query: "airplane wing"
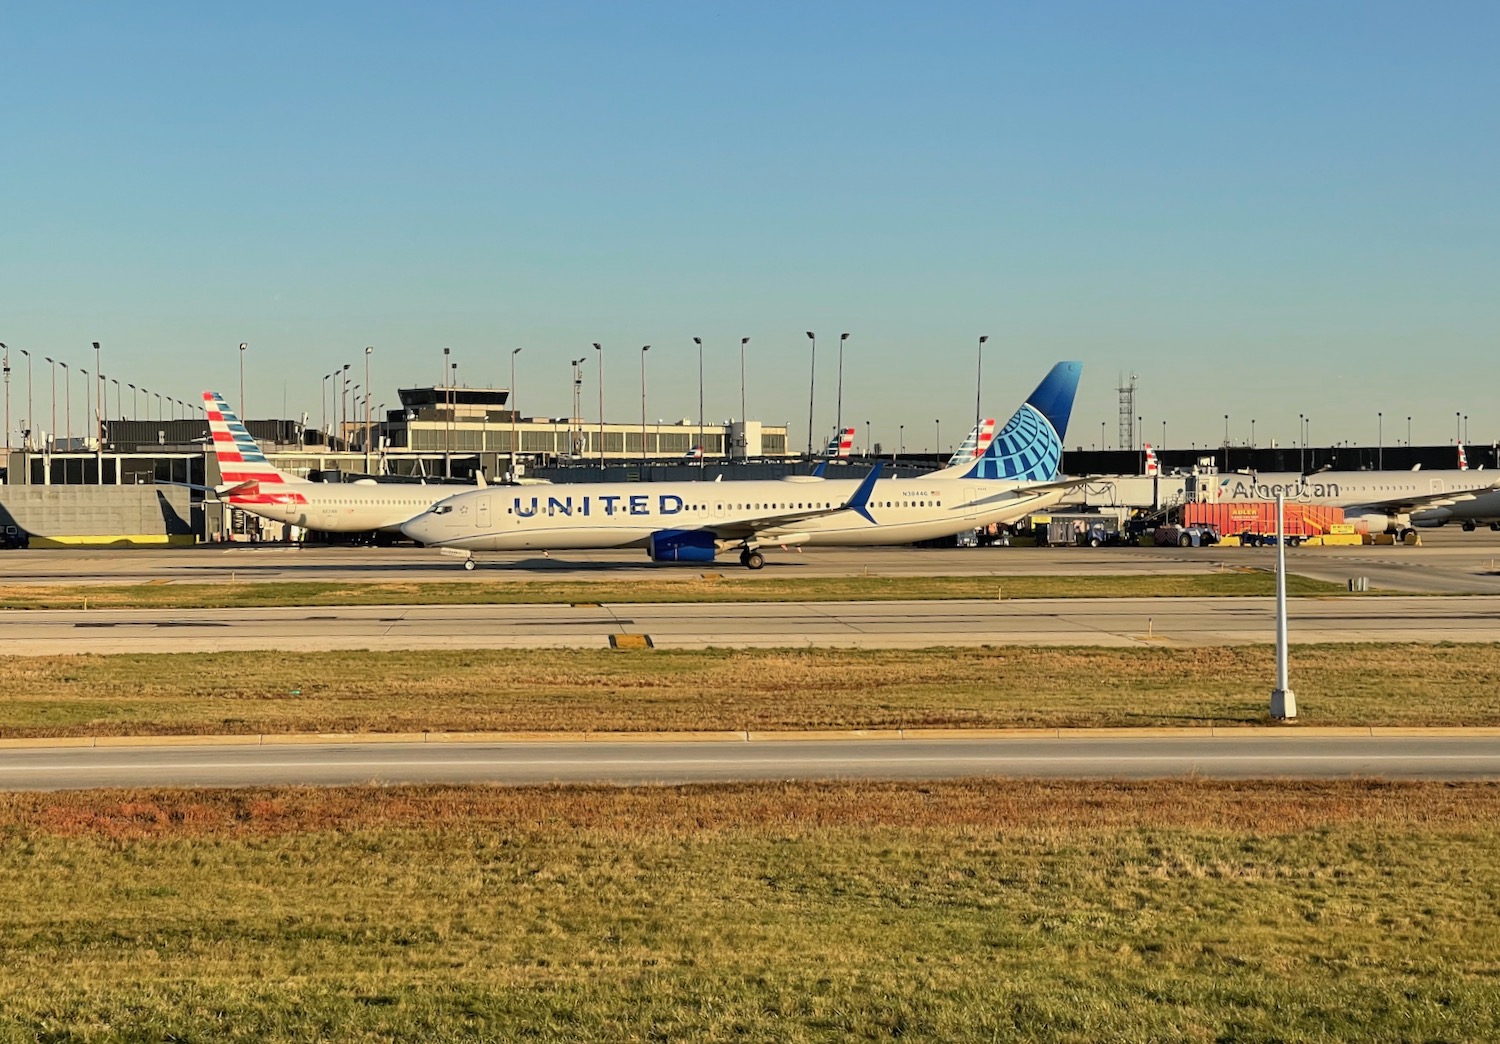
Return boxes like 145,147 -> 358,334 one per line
707,464 -> 885,540
1350,477 -> 1500,514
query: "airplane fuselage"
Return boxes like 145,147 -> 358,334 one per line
1211,470 -> 1500,527
403,476 -> 1066,553
226,483 -> 460,534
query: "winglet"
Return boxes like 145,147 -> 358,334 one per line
846,462 -> 883,524
811,460 -> 828,478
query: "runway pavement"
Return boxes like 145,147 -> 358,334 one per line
2,595 -> 1499,653
5,527 -> 1500,592
2,734 -> 1498,789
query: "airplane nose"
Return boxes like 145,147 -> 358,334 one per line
401,515 -> 435,545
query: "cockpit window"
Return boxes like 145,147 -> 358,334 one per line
433,505 -> 454,515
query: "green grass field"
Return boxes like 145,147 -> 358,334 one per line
3,642 -> 1499,737
1,780 -> 1497,1042
0,571 -> 1346,609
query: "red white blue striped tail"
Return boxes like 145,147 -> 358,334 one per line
203,391 -> 305,503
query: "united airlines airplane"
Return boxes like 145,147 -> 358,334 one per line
401,361 -> 1083,569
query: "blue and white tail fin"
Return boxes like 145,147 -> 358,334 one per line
936,362 -> 1081,483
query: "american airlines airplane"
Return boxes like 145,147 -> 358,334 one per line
204,391 -> 473,534
823,426 -> 855,458
401,361 -> 1084,569
947,419 -> 997,467
1209,466 -> 1500,535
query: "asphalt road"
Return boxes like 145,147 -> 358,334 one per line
2,594 -> 1498,653
5,527 -> 1500,592
2,735 -> 1497,790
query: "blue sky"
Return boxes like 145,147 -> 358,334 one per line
3,2 -> 1496,452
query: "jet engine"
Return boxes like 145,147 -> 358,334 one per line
1344,512 -> 1409,536
647,529 -> 717,563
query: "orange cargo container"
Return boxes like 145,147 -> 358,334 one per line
1183,502 -> 1344,542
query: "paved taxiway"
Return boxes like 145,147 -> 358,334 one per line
5,527 -> 1500,593
2,735 -> 1497,789
3,594 -> 1499,653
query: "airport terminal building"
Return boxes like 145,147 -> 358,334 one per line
1,384 -> 792,544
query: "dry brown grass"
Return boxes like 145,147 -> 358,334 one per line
4,780 -> 1500,1040
0,571 -> 1344,609
5,778 -> 1493,840
2,642 -> 1498,736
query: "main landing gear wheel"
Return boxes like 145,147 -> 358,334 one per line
463,558 -> 476,571
740,550 -> 765,570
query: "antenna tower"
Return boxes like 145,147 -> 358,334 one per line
1117,373 -> 1137,450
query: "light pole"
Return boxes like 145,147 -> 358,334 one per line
1407,415 -> 1412,452
835,332 -> 849,450
322,373 -> 331,448
639,345 -> 650,465
363,346 -> 373,475
111,379 -> 120,437
93,341 -> 102,448
1224,414 -> 1230,470
1251,418 -> 1256,450
739,337 -> 749,461
45,358 -> 56,450
593,342 -> 604,469
1,342 -> 8,457
975,335 -> 988,434
1100,420 -> 1105,453
935,419 -> 940,456
571,357 -> 586,459
141,387 -> 149,423
1456,411 -> 1462,445
61,361 -> 70,448
238,343 -> 247,421
1378,412 -> 1383,469
898,424 -> 904,459
341,364 -> 351,453
1161,419 -> 1166,453
693,337 -> 704,471
510,347 -> 522,478
442,347 -> 451,462
805,331 -> 816,458
864,420 -> 871,458
20,349 -> 33,451
1298,413 -> 1305,472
